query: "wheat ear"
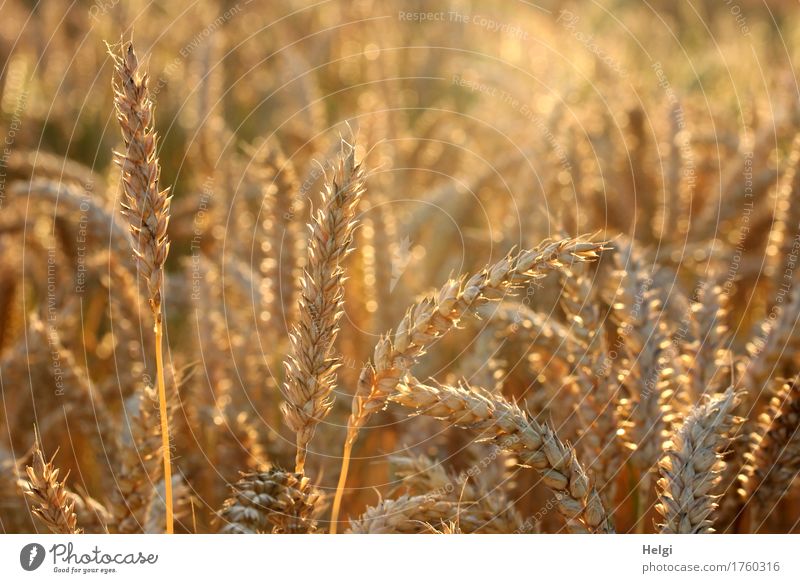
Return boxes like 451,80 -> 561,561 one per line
347,494 -> 457,534
110,40 -> 174,533
218,469 -> 319,533
738,379 -> 800,528
329,237 -> 605,532
23,429 -> 82,534
390,453 -> 524,533
254,142 -> 304,333
559,268 -> 623,502
656,388 -> 741,533
110,386 -> 165,533
281,140 -> 366,474
391,377 -> 613,533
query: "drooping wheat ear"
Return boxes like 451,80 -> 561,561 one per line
28,313 -> 121,465
23,430 -> 82,534
281,140 -> 366,474
7,149 -> 102,188
391,378 -> 614,533
347,494 -> 457,534
390,454 -> 524,533
110,386 -> 165,533
655,388 -> 741,534
218,469 -> 319,533
332,246 -> 590,532
353,239 -> 604,432
329,237 -> 606,532
10,180 -> 131,259
109,40 -> 174,534
738,378 -> 800,527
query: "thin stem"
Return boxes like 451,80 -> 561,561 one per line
635,473 -> 651,534
154,318 -> 174,534
329,435 -> 354,534
295,441 -> 306,475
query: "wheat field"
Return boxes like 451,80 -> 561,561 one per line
0,0 -> 799,535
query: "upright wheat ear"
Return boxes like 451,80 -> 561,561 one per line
24,429 -> 82,534
281,140 -> 365,474
656,389 -> 741,533
109,40 -> 174,533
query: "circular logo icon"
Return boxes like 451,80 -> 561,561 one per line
20,543 -> 46,571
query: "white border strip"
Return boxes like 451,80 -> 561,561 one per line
1,534 -> 797,582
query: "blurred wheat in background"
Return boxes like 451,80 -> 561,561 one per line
0,0 -> 799,534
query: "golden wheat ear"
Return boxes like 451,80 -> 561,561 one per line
280,139 -> 366,475
330,237 -> 607,533
109,39 -> 174,534
390,377 -> 614,534
656,389 -> 742,533
389,453 -> 525,533
347,495 -> 457,534
217,469 -> 319,533
738,378 -> 800,529
23,427 -> 82,534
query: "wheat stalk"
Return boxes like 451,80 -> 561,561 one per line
656,388 -> 741,533
109,39 -> 174,534
281,140 -> 366,474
